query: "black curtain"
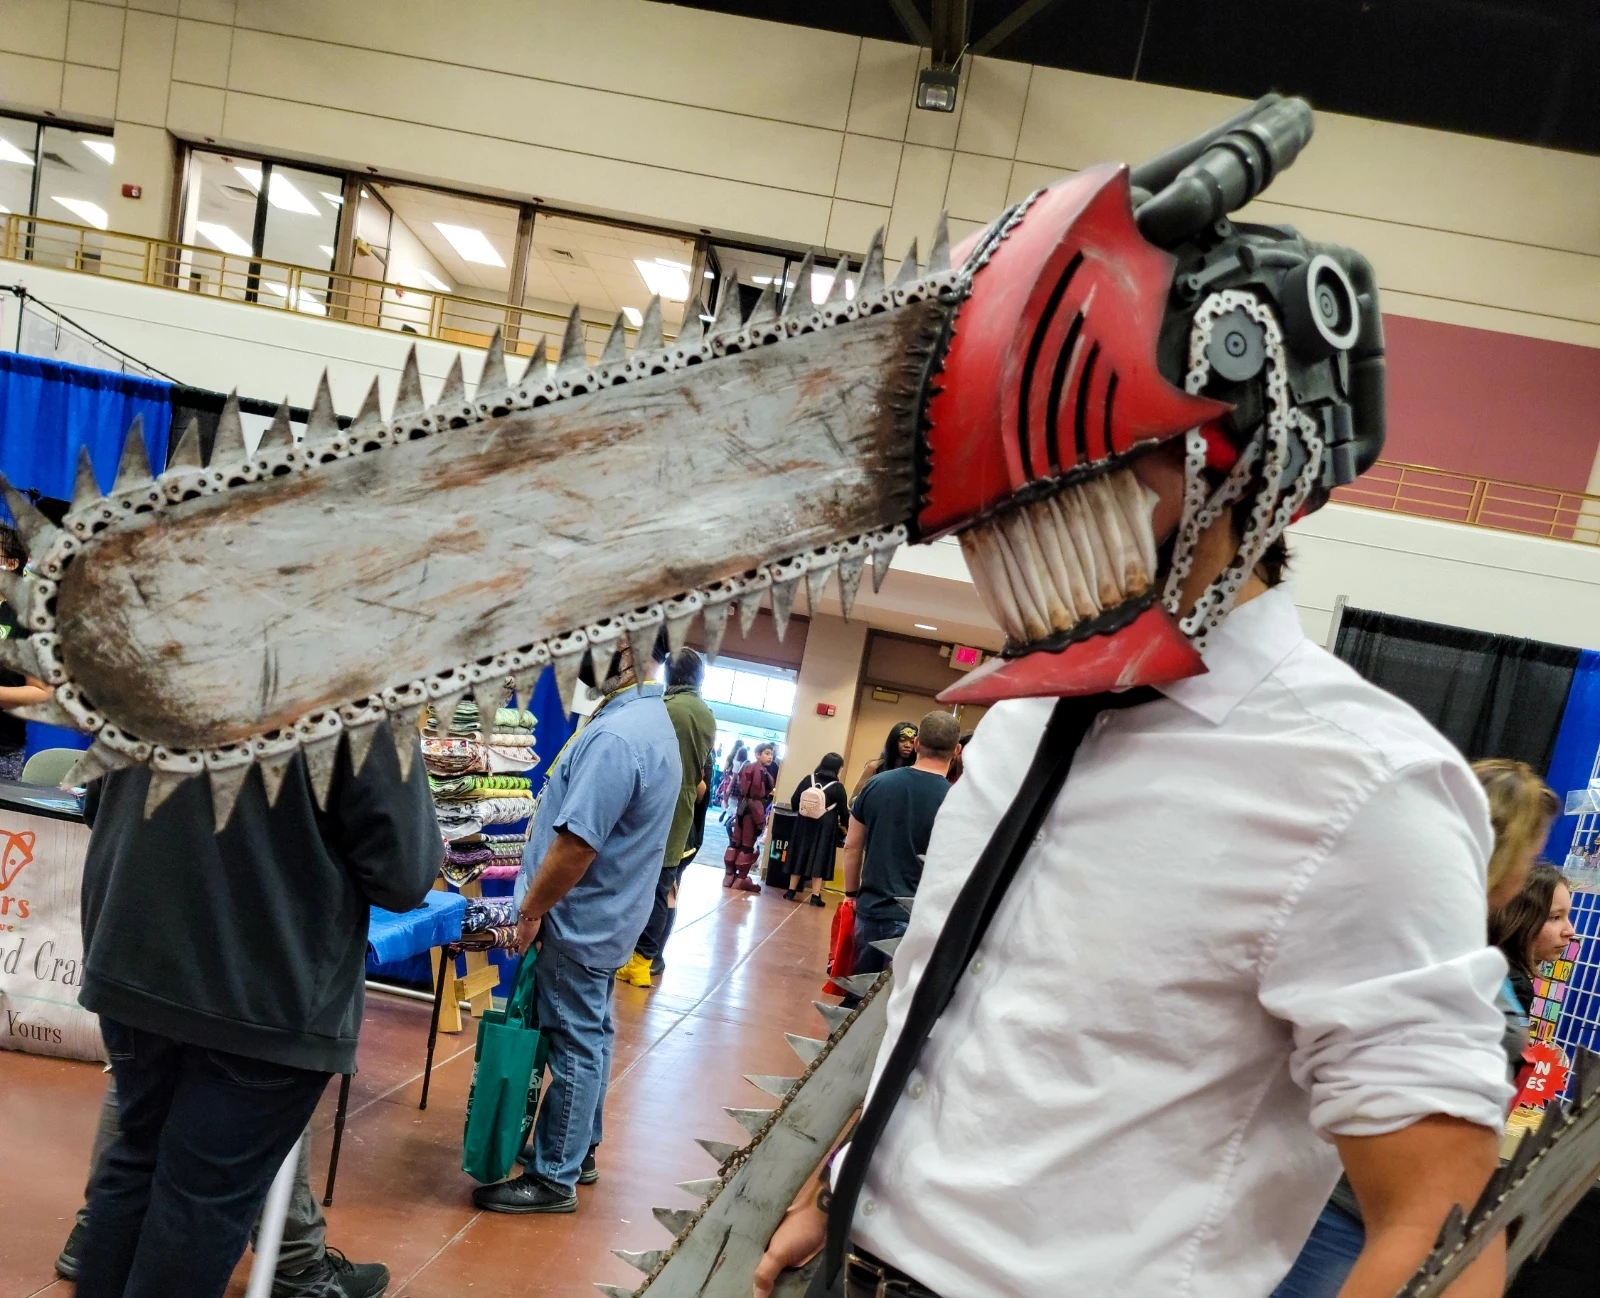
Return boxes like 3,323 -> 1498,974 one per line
1333,607 -> 1579,771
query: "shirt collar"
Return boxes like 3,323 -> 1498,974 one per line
1157,585 -> 1307,725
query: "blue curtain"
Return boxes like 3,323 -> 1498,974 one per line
1546,649 -> 1600,865
0,353 -> 171,501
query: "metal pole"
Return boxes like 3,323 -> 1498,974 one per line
322,1073 -> 351,1206
244,1132 -> 302,1298
421,945 -> 452,1111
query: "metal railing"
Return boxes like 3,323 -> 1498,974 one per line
1333,460 -> 1600,546
5,214 -> 1598,549
0,212 -> 651,362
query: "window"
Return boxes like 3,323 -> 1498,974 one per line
179,150 -> 342,310
706,242 -> 856,320
0,117 -> 38,218
701,661 -> 798,717
0,113 -> 115,227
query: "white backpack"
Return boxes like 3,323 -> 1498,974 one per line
796,775 -> 837,819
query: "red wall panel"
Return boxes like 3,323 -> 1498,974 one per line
1382,315 -> 1600,491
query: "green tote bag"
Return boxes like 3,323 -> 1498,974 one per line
462,951 -> 549,1183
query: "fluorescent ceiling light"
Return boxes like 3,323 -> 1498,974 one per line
634,257 -> 691,301
400,266 -> 450,292
82,139 -> 115,164
809,271 -> 855,304
195,220 -> 252,255
233,166 -> 320,216
319,191 -> 343,207
434,222 -> 504,267
319,245 -> 335,259
0,204 -> 8,215
621,306 -> 643,327
914,623 -> 938,631
53,196 -> 108,229
0,140 -> 35,166
703,269 -> 714,279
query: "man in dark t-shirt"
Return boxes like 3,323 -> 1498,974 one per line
843,710 -> 962,976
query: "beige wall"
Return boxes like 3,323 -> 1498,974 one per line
2,0 -> 1596,347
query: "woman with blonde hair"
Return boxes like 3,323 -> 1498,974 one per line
1271,756 -> 1562,1298
1475,758 -> 1562,912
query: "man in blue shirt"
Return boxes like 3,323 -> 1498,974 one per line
472,641 -> 680,1215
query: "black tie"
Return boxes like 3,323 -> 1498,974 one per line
820,688 -> 1160,1291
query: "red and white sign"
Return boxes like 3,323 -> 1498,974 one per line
1513,1042 -> 1570,1110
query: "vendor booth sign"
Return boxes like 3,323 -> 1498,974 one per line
0,810 -> 104,1061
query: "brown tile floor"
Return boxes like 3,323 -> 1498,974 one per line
0,864 -> 840,1298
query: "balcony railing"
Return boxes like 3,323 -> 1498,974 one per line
5,214 -> 1598,549
1333,461 -> 1600,546
0,212 -> 654,362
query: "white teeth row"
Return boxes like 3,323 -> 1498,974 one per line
960,468 -> 1158,647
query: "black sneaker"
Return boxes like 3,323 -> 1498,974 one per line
55,1221 -> 85,1280
272,1247 -> 389,1297
579,1145 -> 599,1185
473,1173 -> 578,1214
649,956 -> 665,976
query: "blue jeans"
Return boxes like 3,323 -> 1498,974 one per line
76,1018 -> 330,1298
1271,1201 -> 1366,1298
528,944 -> 615,1192
852,913 -> 908,978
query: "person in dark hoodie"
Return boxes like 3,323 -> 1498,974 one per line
71,728 -> 439,1298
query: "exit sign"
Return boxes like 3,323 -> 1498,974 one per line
950,644 -> 983,670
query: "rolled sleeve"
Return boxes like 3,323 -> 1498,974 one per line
1259,759 -> 1513,1139
555,731 -> 638,852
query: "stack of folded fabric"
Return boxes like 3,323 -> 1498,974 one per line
463,894 -> 519,931
429,773 -> 533,844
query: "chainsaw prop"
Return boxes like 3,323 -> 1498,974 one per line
5,94 -> 1594,1295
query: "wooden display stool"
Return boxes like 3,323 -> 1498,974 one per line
427,877 -> 501,1034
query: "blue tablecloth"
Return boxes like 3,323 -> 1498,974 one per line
366,890 -> 466,968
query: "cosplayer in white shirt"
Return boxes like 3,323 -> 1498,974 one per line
850,583 -> 1510,1298
757,447 -> 1512,1298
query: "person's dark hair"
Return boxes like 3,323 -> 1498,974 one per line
0,521 -> 27,569
731,741 -> 748,764
1223,477 -> 1290,588
915,710 -> 962,758
755,742 -> 776,762
666,646 -> 704,689
1490,864 -> 1569,977
879,720 -> 919,772
815,752 -> 843,781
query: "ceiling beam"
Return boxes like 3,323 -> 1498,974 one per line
886,0 -> 932,47
929,0 -> 972,66
971,0 -> 1067,56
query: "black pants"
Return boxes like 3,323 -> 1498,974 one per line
76,1018 -> 331,1298
634,864 -> 684,962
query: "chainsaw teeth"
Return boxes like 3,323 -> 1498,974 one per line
31,208 -> 959,804
594,1286 -> 634,1298
694,1138 -> 742,1165
784,251 -> 815,317
111,417 -> 154,494
651,1206 -> 695,1236
618,970 -> 894,1295
813,1001 -> 850,1033
637,296 -> 665,351
744,1074 -> 799,1098
785,1033 -> 826,1065
869,936 -> 902,959
395,346 -> 425,417
724,1107 -> 773,1137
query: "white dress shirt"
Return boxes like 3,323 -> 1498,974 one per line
850,585 -> 1512,1298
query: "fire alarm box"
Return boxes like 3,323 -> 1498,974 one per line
815,702 -> 836,717
120,183 -> 142,199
